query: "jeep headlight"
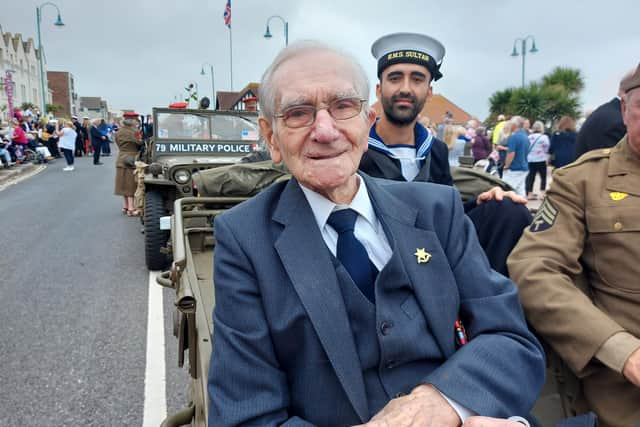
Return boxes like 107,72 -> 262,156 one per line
173,169 -> 191,184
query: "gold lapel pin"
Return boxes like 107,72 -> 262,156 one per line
414,248 -> 431,264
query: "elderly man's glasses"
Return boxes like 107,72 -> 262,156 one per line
275,97 -> 367,128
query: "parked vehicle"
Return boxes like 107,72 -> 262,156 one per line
140,107 -> 260,270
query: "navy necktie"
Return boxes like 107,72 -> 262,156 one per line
327,209 -> 378,303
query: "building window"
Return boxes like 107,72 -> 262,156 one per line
33,88 -> 38,104
20,59 -> 23,70
21,84 -> 27,102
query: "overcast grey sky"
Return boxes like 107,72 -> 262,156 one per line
5,0 -> 639,119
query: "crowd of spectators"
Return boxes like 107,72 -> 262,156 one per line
0,108 -> 118,169
424,111 -> 586,201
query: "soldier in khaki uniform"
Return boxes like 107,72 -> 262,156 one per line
508,64 -> 640,427
114,112 -> 142,216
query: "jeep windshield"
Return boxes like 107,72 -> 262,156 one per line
156,112 -> 258,141
154,111 -> 260,156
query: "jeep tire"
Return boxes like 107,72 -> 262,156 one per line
144,190 -> 169,270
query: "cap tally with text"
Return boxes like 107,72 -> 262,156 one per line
123,111 -> 139,118
371,32 -> 446,81
621,62 -> 640,93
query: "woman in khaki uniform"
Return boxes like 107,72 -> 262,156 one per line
114,113 -> 142,216
508,65 -> 640,427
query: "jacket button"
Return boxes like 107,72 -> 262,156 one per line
614,222 -> 623,231
394,392 -> 406,398
380,321 -> 393,336
385,360 -> 395,369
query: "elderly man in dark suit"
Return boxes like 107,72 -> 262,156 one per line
574,69 -> 634,158
207,40 -> 545,427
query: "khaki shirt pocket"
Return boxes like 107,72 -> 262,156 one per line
586,206 -> 640,292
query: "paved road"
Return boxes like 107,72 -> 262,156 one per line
0,151 -> 188,425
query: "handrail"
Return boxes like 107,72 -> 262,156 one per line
170,196 -> 248,284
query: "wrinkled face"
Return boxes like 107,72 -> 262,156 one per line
622,88 -> 640,155
377,63 -> 432,126
259,50 -> 375,199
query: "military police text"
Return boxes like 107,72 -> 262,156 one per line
155,142 -> 253,154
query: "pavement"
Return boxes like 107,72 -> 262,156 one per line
0,160 -> 47,191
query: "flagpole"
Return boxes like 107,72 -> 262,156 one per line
229,26 -> 234,91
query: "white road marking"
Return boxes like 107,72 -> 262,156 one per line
142,271 -> 167,427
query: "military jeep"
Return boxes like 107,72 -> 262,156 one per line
141,107 -> 260,271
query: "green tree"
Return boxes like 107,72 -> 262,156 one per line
542,67 -> 584,94
543,87 -> 581,124
489,88 -> 515,116
486,67 -> 583,127
511,84 -> 547,121
20,102 -> 36,111
45,103 -> 62,115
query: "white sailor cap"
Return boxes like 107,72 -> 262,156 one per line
371,32 -> 446,81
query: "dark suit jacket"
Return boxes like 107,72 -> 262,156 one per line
575,98 -> 626,158
208,174 -> 544,427
89,125 -> 103,145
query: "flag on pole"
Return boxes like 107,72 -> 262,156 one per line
223,0 -> 231,28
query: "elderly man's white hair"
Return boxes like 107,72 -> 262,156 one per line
258,40 -> 370,122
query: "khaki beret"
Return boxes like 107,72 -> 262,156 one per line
621,62 -> 640,93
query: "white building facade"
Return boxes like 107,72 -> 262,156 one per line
0,29 -> 49,123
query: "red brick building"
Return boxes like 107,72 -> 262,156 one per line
47,71 -> 78,118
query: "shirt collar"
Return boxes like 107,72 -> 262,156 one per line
368,120 -> 434,160
299,175 -> 377,231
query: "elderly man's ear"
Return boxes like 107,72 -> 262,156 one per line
259,117 -> 282,164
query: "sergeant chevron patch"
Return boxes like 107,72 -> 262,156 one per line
530,198 -> 558,232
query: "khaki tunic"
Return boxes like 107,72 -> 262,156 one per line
508,136 -> 640,427
114,126 -> 141,196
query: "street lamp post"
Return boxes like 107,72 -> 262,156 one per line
200,63 -> 215,108
264,15 -> 288,46
510,35 -> 538,88
36,2 -> 65,116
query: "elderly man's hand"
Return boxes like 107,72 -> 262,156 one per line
353,384 -> 460,427
476,186 -> 527,205
623,347 -> 640,387
464,416 -> 526,427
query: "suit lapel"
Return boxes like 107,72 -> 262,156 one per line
365,176 -> 458,356
273,180 -> 369,422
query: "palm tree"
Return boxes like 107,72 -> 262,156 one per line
543,88 -> 580,125
511,84 -> 547,121
488,88 -> 515,117
542,67 -> 584,94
